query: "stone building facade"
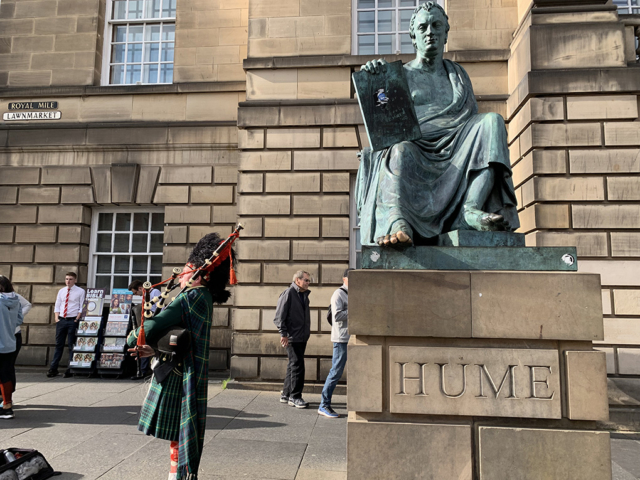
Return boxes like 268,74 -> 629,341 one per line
0,0 -> 638,380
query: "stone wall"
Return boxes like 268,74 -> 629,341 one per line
507,5 -> 640,375
0,0 -> 103,87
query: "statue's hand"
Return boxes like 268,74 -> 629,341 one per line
360,58 -> 388,74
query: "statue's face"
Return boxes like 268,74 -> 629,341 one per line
412,8 -> 448,58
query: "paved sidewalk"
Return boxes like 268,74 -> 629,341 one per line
0,372 -> 347,480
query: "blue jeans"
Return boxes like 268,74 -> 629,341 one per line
321,342 -> 347,408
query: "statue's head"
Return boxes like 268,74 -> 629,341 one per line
409,2 -> 449,58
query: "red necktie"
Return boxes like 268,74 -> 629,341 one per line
63,288 -> 71,317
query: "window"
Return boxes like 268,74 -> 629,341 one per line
89,209 -> 165,292
613,0 -> 639,14
349,176 -> 362,268
103,0 -> 176,85
353,0 -> 432,55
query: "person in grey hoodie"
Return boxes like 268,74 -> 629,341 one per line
0,275 -> 24,419
318,268 -> 351,418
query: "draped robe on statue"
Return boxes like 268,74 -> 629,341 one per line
356,59 -> 519,246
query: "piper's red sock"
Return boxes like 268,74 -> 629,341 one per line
170,441 -> 179,474
0,381 -> 13,407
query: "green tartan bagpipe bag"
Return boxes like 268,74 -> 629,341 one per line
148,326 -> 192,383
0,448 -> 56,480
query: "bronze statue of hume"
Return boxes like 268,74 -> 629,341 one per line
356,2 -> 519,247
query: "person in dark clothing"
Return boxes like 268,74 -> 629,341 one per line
274,270 -> 311,408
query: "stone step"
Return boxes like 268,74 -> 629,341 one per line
225,380 -> 346,396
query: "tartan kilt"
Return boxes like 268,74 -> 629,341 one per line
138,368 -> 183,442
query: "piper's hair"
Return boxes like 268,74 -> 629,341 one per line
0,275 -> 14,293
292,270 -> 311,282
409,1 -> 450,41
188,232 -> 234,304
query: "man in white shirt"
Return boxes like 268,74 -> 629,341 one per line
47,272 -> 85,378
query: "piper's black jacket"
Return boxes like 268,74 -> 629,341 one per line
273,282 -> 311,343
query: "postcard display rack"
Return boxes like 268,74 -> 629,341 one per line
98,289 -> 134,376
69,288 -> 106,375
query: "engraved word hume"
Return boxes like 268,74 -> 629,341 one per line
389,347 -> 562,419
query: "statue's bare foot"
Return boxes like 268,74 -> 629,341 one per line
377,220 -> 413,247
462,206 -> 509,231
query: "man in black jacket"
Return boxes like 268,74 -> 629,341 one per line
274,270 -> 311,408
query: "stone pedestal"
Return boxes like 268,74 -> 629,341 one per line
347,268 -> 611,480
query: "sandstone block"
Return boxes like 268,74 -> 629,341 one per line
565,350 -> 609,421
0,226 -> 14,243
57,225 -> 89,244
508,97 -> 565,141
526,123 -> 601,150
153,186 -> 189,204
322,127 -> 358,148
350,270 -> 471,338
528,231 -> 608,257
567,95 -> 638,120
613,289 -> 640,315
12,265 -> 53,284
261,309 -> 278,331
573,204 -> 640,229
267,128 -> 320,149
61,186 -> 94,204
39,205 -> 90,224
0,265 -> 10,277
24,306 -> 52,325
265,173 -> 320,193
191,185 -> 235,204
0,167 -> 40,185
235,285 -> 334,308
293,195 -> 348,215
214,166 -> 239,184
233,308 -> 260,330
581,260 -> 640,287
297,68 -> 350,99
17,186 -> 59,205
213,205 -> 237,224
42,167 -> 91,185
322,218 -> 349,237
321,264 -> 349,284
570,149 -> 640,173
32,285 -> 64,304
209,350 -> 228,370
237,240 -> 289,260
608,176 -> 640,201
348,421 -> 472,480
240,217 -> 262,237
612,233 -> 640,257
511,150 -> 566,187
54,265 -> 87,284
188,226 -> 222,243
239,151 -> 291,171
165,206 -> 211,224
602,289 -> 612,315
232,332 -> 331,356
292,240 -> 348,260
0,187 -> 17,204
236,262 -> 261,283
212,308 -> 230,327
261,357 -> 317,381
322,172 -> 350,192
164,226 -> 188,244
296,35 -> 350,56
521,176 -> 604,206
0,206 -> 37,224
0,245 -> 33,263
237,195 -> 290,215
210,329 -> 232,349
478,427 -> 611,480
618,348 -> 640,375
389,346 -> 561,418
319,357 -> 346,382
518,204 -> 570,233
15,346 -> 48,366
230,355 -> 258,379
237,174 -> 263,193
263,263 -> 318,284
12,35 -> 54,53
324,15 -> 350,36
247,69 -> 297,100
471,272 -> 603,341
36,245 -> 86,263
92,166 -> 112,204
112,163 -> 139,204
596,347 -> 615,374
159,166 -> 212,184
249,0 -> 299,18
163,246 -> 191,264
602,318 -> 640,344
264,217 -> 319,238
605,122 -> 640,146
57,0 -> 99,16
294,150 -> 359,171
34,17 -> 76,35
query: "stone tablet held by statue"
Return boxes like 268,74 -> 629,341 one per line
352,61 -> 422,152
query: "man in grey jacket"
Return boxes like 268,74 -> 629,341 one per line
274,270 -> 311,408
318,268 -> 351,418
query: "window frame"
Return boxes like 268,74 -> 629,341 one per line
101,0 -> 176,86
613,0 -> 640,15
351,0 -> 445,55
88,207 -> 166,297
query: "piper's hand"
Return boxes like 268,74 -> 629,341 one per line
361,58 -> 388,74
128,345 -> 155,358
280,336 -> 289,348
